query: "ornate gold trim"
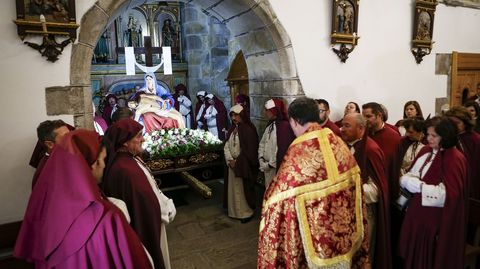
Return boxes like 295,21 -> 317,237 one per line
296,175 -> 363,268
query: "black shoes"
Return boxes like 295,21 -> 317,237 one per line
240,215 -> 254,224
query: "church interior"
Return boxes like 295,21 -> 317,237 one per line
1,0 -> 480,268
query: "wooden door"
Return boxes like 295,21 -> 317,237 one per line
451,52 -> 480,106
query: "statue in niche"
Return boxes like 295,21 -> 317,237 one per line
161,19 -> 176,47
415,11 -> 431,41
343,4 -> 354,34
336,1 -> 354,34
336,4 -> 345,33
93,31 -> 109,63
124,15 -> 142,47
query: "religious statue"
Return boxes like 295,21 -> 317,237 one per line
124,15 -> 142,47
93,31 -> 109,63
415,11 -> 431,41
130,73 -> 185,133
161,19 -> 176,47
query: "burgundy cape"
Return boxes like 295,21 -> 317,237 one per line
323,118 -> 342,137
353,136 -> 392,269
31,154 -> 48,189
15,130 -> 152,269
370,125 -> 401,195
266,99 -> 295,169
399,146 -> 467,269
211,96 -> 229,141
334,118 -> 343,128
272,120 -> 295,169
385,122 -> 400,135
102,119 -> 165,269
224,115 -> 259,209
458,131 -> 480,199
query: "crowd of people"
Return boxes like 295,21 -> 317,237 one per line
16,81 -> 480,268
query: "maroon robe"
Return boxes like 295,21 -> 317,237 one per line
458,131 -> 480,199
353,136 -> 392,269
102,104 -> 115,126
334,118 -> 343,128
273,120 -> 295,170
323,118 -> 342,137
211,96 -> 229,141
102,152 -> 165,269
224,118 -> 259,209
31,154 -> 48,189
370,124 -> 401,196
102,119 -> 165,269
389,136 -> 426,266
386,122 -> 400,135
15,130 -> 152,269
399,146 -> 467,269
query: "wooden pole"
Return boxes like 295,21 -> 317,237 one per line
179,171 -> 212,199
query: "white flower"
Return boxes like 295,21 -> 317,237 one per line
160,129 -> 166,135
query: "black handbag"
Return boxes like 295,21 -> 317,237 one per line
395,187 -> 413,211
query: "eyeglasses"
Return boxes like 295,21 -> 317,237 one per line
319,109 -> 327,113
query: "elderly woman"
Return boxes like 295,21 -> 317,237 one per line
224,104 -> 258,223
102,119 -> 177,269
398,116 -> 467,269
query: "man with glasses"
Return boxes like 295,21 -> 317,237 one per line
316,99 -> 341,136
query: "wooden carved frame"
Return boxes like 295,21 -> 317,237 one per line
13,0 -> 79,62
331,0 -> 360,63
411,0 -> 437,64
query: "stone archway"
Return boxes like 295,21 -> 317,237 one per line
50,0 -> 303,129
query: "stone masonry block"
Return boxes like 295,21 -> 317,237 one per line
435,53 -> 452,75
211,0 -> 255,20
211,48 -> 228,57
248,79 -> 304,96
46,86 -> 84,115
235,29 -> 275,55
97,0 -> 127,18
70,43 -> 94,86
186,36 -> 204,50
185,22 -> 208,35
184,7 -> 199,21
78,5 -> 109,48
226,9 -> 265,36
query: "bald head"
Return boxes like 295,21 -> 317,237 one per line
341,113 -> 366,143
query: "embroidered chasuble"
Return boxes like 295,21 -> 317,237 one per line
258,125 -> 369,268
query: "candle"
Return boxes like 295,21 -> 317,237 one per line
40,14 -> 47,33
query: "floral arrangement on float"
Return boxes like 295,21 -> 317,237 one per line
143,128 -> 223,160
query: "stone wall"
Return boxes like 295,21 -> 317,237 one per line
183,4 -> 231,109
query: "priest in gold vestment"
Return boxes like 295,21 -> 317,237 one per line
257,97 -> 370,269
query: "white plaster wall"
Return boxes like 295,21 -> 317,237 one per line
0,0 -> 479,224
0,1 -> 94,224
270,0 -> 480,122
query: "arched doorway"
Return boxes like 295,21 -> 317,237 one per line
226,51 -> 249,106
63,0 -> 304,129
